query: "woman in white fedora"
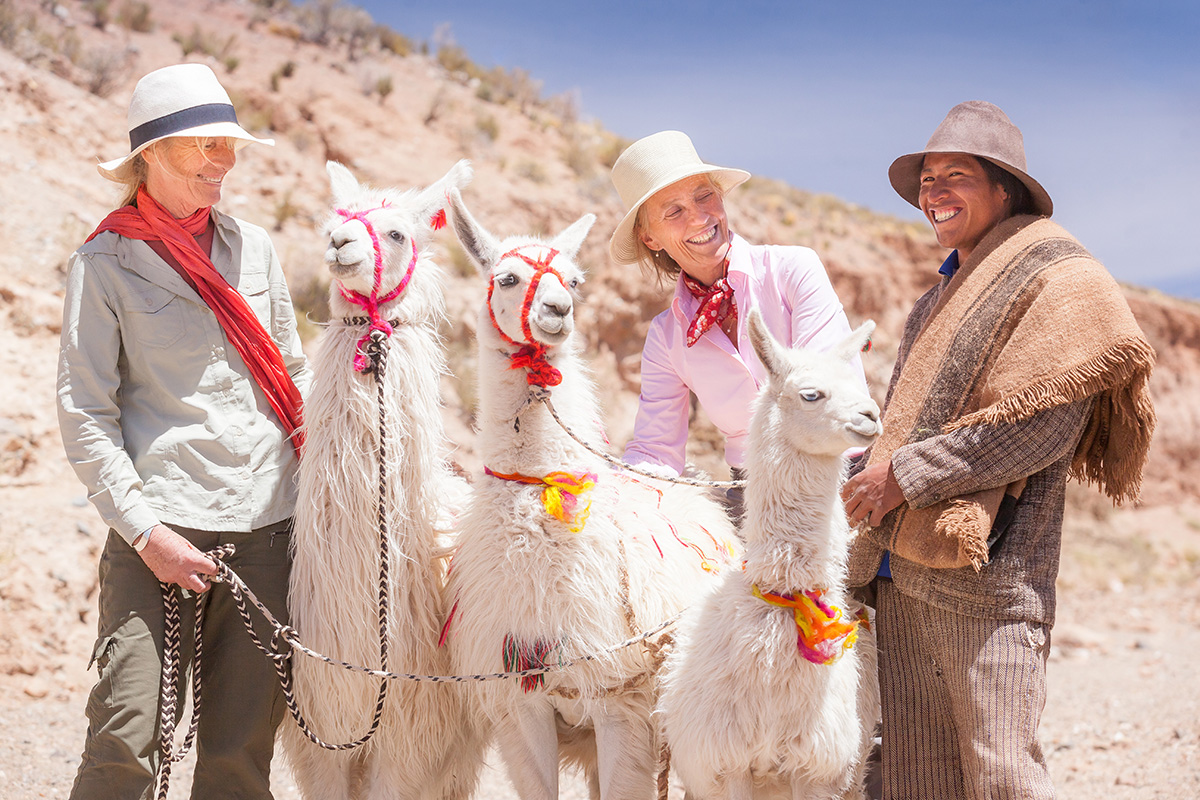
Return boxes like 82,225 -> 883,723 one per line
58,63 -> 310,799
841,101 -> 1155,798
609,130 -> 862,501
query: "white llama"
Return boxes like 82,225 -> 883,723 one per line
441,190 -> 742,800
659,310 -> 882,800
281,161 -> 485,800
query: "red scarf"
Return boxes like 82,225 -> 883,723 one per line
87,187 -> 304,454
682,260 -> 736,347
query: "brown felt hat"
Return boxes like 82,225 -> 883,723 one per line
889,101 -> 1053,217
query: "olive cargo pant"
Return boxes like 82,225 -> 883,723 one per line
70,521 -> 292,800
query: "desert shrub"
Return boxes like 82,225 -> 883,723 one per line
377,25 -> 411,57
272,190 -> 300,231
269,60 -> 296,92
475,112 -> 499,142
0,2 -> 30,48
597,134 -> 630,169
84,0 -> 110,30
375,74 -> 393,103
436,43 -> 479,79
173,26 -> 238,62
117,1 -> 153,32
223,55 -> 239,73
79,47 -> 130,97
515,159 -> 548,184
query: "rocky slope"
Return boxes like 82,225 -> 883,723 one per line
1,0 -> 1198,796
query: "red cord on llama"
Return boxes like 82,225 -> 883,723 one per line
486,244 -> 568,387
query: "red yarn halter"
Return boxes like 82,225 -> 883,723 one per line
486,244 -> 568,388
334,201 -> 418,373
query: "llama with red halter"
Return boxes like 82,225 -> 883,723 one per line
281,161 -> 485,800
441,188 -> 741,800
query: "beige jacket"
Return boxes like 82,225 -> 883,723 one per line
57,209 -> 311,544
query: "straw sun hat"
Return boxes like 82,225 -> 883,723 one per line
888,100 -> 1053,217
608,131 -> 750,266
98,63 -> 273,180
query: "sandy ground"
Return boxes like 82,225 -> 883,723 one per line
3,441 -> 1198,798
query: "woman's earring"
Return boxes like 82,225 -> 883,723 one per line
653,250 -> 661,259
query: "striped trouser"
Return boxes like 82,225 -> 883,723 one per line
875,579 -> 1055,800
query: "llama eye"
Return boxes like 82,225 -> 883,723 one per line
568,278 -> 581,289
799,389 -> 824,402
496,273 -> 518,288
388,231 -> 404,242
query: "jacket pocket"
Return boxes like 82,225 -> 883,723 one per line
122,285 -> 187,349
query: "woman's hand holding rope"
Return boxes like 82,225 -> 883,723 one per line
137,524 -> 218,592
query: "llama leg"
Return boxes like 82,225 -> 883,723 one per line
496,701 -> 560,800
594,711 -> 655,800
725,770 -> 754,800
281,740 -> 356,800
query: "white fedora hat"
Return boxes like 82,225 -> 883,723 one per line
98,63 -> 273,180
608,131 -> 750,266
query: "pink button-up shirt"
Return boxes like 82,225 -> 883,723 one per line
624,235 -> 863,473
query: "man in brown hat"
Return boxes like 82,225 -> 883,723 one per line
841,101 -> 1156,798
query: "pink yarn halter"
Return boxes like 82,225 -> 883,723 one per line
334,201 -> 418,373
486,244 -> 568,388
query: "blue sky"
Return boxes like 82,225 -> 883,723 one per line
360,1 -> 1199,297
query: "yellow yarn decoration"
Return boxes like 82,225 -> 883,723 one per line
752,584 -> 861,665
485,467 -> 598,532
539,470 -> 597,532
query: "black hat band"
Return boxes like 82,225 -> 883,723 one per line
128,103 -> 239,151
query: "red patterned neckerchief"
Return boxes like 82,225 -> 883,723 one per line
487,244 -> 568,388
87,187 -> 305,454
333,201 -> 421,373
682,258 -> 736,347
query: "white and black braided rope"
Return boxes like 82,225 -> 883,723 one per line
529,387 -> 746,490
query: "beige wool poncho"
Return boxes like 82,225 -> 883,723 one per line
860,215 -> 1157,570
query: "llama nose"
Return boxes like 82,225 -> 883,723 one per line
543,299 -> 570,317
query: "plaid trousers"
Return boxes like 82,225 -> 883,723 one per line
875,579 -> 1055,800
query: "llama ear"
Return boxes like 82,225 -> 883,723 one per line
748,308 -> 788,381
833,320 -> 876,363
446,187 -> 501,276
550,213 -> 596,261
417,159 -> 474,234
326,161 -> 360,205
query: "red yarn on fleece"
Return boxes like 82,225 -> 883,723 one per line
486,244 -> 568,388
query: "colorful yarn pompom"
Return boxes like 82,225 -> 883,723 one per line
752,584 -> 862,665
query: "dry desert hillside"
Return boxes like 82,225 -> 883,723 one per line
1,1 -> 1198,797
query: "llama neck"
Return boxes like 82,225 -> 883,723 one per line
741,431 -> 851,594
475,322 -> 605,476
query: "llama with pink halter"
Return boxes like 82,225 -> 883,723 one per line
441,188 -> 741,800
281,161 -> 485,800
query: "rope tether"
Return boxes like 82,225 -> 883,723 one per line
525,386 -> 747,490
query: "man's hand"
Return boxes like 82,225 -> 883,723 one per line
137,524 -> 218,592
842,460 -> 906,527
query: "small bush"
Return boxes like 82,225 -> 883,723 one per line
223,55 -> 239,73
376,24 -> 411,57
475,112 -> 499,142
375,74 -> 393,103
85,0 -> 110,30
516,160 -> 548,184
80,47 -> 130,97
117,1 -> 153,32
272,190 -> 300,232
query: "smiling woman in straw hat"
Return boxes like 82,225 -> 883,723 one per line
57,63 -> 310,799
609,131 -> 863,505
840,101 -> 1156,799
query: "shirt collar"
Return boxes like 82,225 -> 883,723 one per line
938,250 -> 960,278
671,234 -> 748,320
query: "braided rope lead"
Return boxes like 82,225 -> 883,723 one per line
529,387 -> 746,490
152,543 -> 232,800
